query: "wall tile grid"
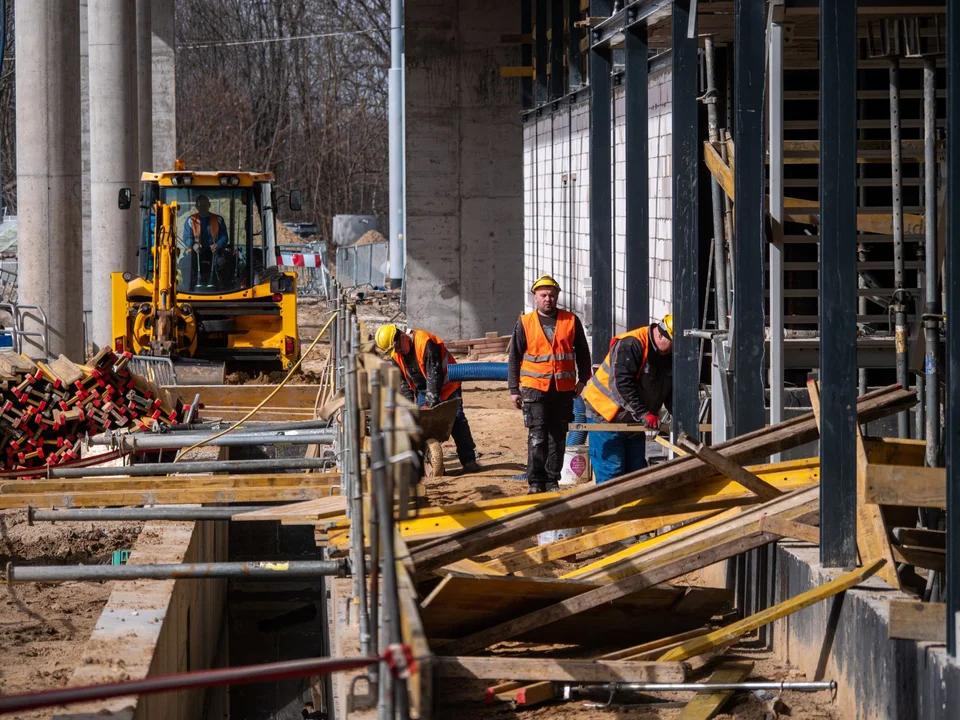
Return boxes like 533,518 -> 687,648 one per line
522,67 -> 674,331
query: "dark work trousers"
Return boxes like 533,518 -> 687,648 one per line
523,388 -> 574,487
417,389 -> 477,465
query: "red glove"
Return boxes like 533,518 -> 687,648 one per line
642,413 -> 660,430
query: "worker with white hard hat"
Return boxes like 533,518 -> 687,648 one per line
375,324 -> 481,473
507,274 -> 592,494
581,315 -> 674,483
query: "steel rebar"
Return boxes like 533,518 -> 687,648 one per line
346,320 -> 371,658
29,506 -> 272,522
922,55 -> 941,467
565,680 -> 837,694
7,559 -> 348,583
378,384 -> 400,718
704,36 -> 729,332
49,456 -> 334,478
368,368 -> 382,696
889,56 -> 910,437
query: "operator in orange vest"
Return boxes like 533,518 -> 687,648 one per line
375,324 -> 481,473
508,275 -> 592,494
182,194 -> 231,287
581,315 -> 674,483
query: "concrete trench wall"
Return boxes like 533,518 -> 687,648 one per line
53,519 -> 228,720
773,544 -> 960,720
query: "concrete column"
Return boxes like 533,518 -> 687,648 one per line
136,0 -> 153,174
151,0 -> 176,169
88,0 -> 139,350
80,0 -> 92,349
14,0 -> 84,359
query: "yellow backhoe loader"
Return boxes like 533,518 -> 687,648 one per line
111,167 -> 301,384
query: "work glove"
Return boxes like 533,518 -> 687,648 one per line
641,413 -> 660,430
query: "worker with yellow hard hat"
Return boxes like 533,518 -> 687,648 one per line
581,314 -> 674,483
375,323 -> 481,473
508,274 -> 592,494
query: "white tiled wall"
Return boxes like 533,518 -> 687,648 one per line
523,68 -> 674,334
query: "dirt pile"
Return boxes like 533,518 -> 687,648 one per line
0,509 -> 143,566
353,230 -> 386,246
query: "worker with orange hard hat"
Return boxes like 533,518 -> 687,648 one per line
508,274 -> 592,494
581,315 -> 674,483
375,324 -> 481,473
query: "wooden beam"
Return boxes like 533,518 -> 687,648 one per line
231,495 -> 347,522
678,661 -> 754,720
0,485 -> 341,509
864,464 -> 946,508
676,434 -> 784,501
1,473 -> 339,494
438,487 -> 820,654
891,545 -> 945,573
500,66 -> 535,78
396,535 -> 435,719
888,600 -> 945,642
438,558 -> 506,577
758,515 -> 820,544
409,387 -> 914,574
896,528 -> 946,550
433,657 -> 688,683
660,560 -> 884,661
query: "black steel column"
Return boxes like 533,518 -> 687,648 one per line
672,0 -> 699,439
549,0 -> 564,98
589,0 -> 613,356
625,23 -> 649,328
568,0 -> 584,89
522,0 -> 533,108
732,0 -> 766,436
946,0 -> 960,657
819,0 -> 859,568
536,0 -> 548,104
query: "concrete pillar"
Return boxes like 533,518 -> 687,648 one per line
151,0 -> 176,169
80,0 -> 92,350
88,0 -> 139,350
14,0 -> 84,359
136,0 -> 153,174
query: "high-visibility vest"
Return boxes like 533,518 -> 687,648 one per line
394,330 -> 460,402
189,214 -> 221,247
518,310 -> 578,392
582,326 -> 650,421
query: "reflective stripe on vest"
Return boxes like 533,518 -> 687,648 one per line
518,310 -> 578,392
189,214 -> 220,247
582,326 -> 650,421
394,330 -> 461,402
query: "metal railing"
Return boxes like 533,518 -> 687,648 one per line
0,302 -> 50,359
336,242 -> 389,290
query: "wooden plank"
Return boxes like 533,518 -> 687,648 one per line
1,473 -> 339,494
888,600 -> 946,642
433,657 -> 688,683
232,495 -> 347,521
484,681 -> 522,704
678,661 -> 754,720
864,464 -> 946,508
660,560 -> 885,661
515,681 -> 556,706
676,434 -> 784,501
437,558 -> 506,577
896,528 -> 946,550
438,487 -> 820,654
166,384 -> 322,409
758,515 -> 820,544
409,386 -> 913,574
483,510 -> 718,574
891,545 -> 945,573
0,485 -> 342,509
602,627 -> 713,661
396,535 -> 435,720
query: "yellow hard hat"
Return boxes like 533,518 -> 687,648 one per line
375,324 -> 399,354
531,274 -> 561,293
658,314 -> 674,341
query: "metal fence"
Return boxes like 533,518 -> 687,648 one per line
277,242 -> 332,298
335,242 -> 388,290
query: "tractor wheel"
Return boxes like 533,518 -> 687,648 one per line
424,438 -> 445,478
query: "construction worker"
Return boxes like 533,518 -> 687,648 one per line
581,315 -> 674,484
508,275 -> 592,494
375,324 -> 481,473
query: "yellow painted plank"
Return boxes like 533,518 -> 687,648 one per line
678,661 -> 754,720
660,560 -> 885,662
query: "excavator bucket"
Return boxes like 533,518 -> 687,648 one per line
128,356 -> 226,386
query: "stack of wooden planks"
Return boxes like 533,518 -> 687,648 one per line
0,348 -> 183,471
446,332 -> 511,357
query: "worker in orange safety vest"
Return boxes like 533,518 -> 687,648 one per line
375,324 -> 481,473
581,315 -> 674,483
508,275 -> 592,494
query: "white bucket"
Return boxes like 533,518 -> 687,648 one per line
538,527 -> 581,546
559,444 -> 591,487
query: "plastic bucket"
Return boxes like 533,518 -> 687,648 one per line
537,527 -> 581,546
559,444 -> 591,487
